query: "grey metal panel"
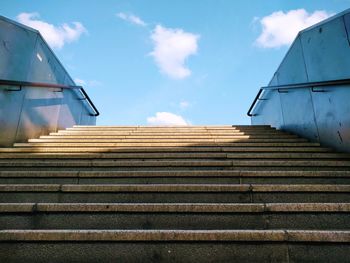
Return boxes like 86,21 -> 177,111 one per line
57,89 -> 84,130
300,16 -> 350,82
15,87 -> 62,142
0,19 -> 37,81
90,116 -> 97,125
79,108 -> 94,125
343,13 -> 350,42
311,85 -> 350,152
251,90 -> 284,129
27,40 -> 64,83
268,73 -> 279,86
0,87 -> 25,146
251,11 -> 350,152
0,16 -> 97,146
276,38 -> 309,85
279,88 -> 319,141
63,72 -> 75,86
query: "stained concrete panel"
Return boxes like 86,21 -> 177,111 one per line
27,39 -> 65,84
276,38 -> 309,85
301,16 -> 350,82
0,16 -> 97,146
251,90 -> 284,129
311,85 -> 350,152
268,73 -> 279,86
57,89 -> 84,130
0,87 -> 25,146
0,19 -> 37,81
279,88 -> 319,141
15,87 -> 62,142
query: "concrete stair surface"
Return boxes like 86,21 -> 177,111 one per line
0,125 -> 349,262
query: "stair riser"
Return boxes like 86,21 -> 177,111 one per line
1,160 -> 350,167
1,167 -> 350,171
13,143 -> 321,147
1,213 -> 349,230
31,138 -> 304,143
0,177 -> 348,185
45,135 -> 296,139
0,147 -> 332,153
0,242 -> 348,263
0,153 -> 348,159
66,128 -> 274,131
55,131 -> 283,135
1,192 -> 349,203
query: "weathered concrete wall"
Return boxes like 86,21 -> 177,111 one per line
251,9 -> 350,152
0,16 -> 96,147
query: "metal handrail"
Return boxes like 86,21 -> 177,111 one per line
0,79 -> 99,116
247,78 -> 350,117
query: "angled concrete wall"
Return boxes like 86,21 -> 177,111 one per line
251,9 -> 350,152
0,16 -> 96,147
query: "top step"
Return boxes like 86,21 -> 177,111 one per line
73,125 -> 272,128
69,126 -> 273,131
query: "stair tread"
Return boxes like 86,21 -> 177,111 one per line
1,170 -> 350,177
0,229 -> 348,242
0,147 -> 332,153
1,184 -> 349,192
1,202 -> 350,212
2,125 -> 349,255
13,142 -> 321,147
1,159 -> 350,167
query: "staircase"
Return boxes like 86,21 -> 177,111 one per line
0,125 -> 349,262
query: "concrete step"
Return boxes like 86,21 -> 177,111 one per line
66,126 -> 273,131
0,184 -> 349,203
2,170 -> 349,178
0,160 -> 234,167
0,146 -> 332,153
0,152 -> 347,159
0,229 -> 348,242
40,134 -> 299,139
54,131 -> 285,136
1,159 -> 350,167
1,183 -> 347,192
0,170 -> 349,184
13,142 -> 321,147
2,124 -> 349,262
1,237 -> 349,263
72,125 -> 271,128
3,202 -> 349,213
0,234 -> 348,263
27,138 -> 309,143
1,203 -> 349,230
0,152 -> 228,159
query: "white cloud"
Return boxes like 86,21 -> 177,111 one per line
117,12 -> 146,27
150,25 -> 200,79
17,12 -> 87,49
179,101 -> 190,109
147,112 -> 189,125
255,9 -> 332,48
74,78 -> 102,88
74,78 -> 86,86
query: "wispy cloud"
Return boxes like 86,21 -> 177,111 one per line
149,25 -> 200,79
255,9 -> 332,48
179,100 -> 190,109
74,78 -> 86,86
17,12 -> 87,49
147,112 -> 189,125
116,12 -> 147,27
74,78 -> 102,88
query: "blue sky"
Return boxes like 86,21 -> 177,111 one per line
2,0 -> 350,125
